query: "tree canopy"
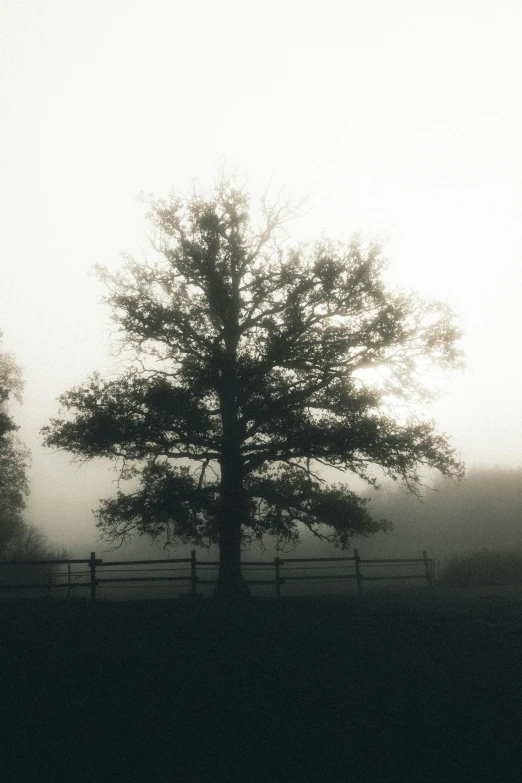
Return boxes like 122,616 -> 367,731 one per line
42,179 -> 464,598
0,330 -> 24,442
0,333 -> 31,559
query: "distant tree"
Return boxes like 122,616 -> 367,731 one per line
0,334 -> 67,574
0,436 -> 30,558
0,330 -> 24,442
42,178 -> 464,599
0,333 -> 30,559
4,521 -> 68,561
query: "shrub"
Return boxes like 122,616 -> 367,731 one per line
0,523 -> 69,595
438,548 -> 522,587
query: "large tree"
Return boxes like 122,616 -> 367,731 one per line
42,180 -> 464,599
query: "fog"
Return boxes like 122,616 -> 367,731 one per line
339,466 -> 522,565
36,465 -> 522,575
1,0 -> 521,567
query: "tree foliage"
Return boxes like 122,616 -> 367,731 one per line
0,333 -> 31,558
0,333 -> 67,563
0,436 -> 30,557
42,179 -> 464,597
0,330 -> 23,442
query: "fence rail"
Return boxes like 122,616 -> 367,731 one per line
0,548 -> 435,600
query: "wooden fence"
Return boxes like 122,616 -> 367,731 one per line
0,548 -> 435,600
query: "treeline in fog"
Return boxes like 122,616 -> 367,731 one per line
285,465 -> 522,565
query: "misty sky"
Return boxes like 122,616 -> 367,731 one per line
1,0 -> 521,552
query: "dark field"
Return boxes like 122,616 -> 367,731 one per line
1,588 -> 522,782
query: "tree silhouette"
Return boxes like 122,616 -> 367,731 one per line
42,178 -> 464,599
0,332 -> 30,558
0,330 -> 24,442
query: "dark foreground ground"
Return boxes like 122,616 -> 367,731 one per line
1,587 -> 522,782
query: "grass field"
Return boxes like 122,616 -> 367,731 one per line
1,587 -> 521,782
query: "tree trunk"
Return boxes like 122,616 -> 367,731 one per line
213,308 -> 250,601
214,516 -> 251,601
213,447 -> 251,601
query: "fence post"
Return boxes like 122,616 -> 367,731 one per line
423,550 -> 433,586
354,548 -> 362,596
275,557 -> 282,599
190,550 -> 197,598
67,563 -> 71,600
90,552 -> 97,602
47,567 -> 52,599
